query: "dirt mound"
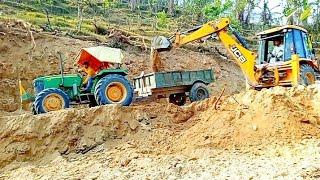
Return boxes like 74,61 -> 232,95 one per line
0,100 -> 201,168
0,87 -> 319,178
172,86 -> 320,154
0,105 -> 147,168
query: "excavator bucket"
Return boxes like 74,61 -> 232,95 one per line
151,36 -> 171,51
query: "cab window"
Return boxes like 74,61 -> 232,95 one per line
302,32 -> 312,59
293,29 -> 306,58
284,30 -> 294,61
258,40 -> 266,64
258,36 -> 285,64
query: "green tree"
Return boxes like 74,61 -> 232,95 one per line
202,0 -> 243,29
156,11 -> 168,29
284,0 -> 312,25
202,0 -> 232,19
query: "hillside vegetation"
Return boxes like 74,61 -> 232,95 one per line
1,0 -> 320,40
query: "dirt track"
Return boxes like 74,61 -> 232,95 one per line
0,21 -> 319,179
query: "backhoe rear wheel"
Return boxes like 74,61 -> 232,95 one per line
299,64 -> 316,86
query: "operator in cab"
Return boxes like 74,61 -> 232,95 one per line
269,38 -> 284,63
80,61 -> 96,92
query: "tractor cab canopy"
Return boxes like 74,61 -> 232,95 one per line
256,25 -> 315,65
76,46 -> 124,72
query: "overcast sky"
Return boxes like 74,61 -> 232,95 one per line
253,0 -> 317,24
176,0 -> 316,25
252,0 -> 284,24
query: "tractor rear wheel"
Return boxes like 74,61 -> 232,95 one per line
169,93 -> 187,106
34,88 -> 70,114
189,82 -> 210,102
299,64 -> 316,86
94,74 -> 133,106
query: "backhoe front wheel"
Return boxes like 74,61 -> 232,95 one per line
94,74 -> 133,106
299,64 -> 316,86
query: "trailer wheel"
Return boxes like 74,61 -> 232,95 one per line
299,64 -> 316,86
94,74 -> 133,106
169,93 -> 187,106
34,88 -> 70,114
189,82 -> 210,102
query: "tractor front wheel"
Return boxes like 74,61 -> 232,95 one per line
299,64 -> 316,86
94,74 -> 133,106
34,88 -> 70,114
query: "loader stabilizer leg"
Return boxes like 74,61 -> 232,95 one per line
291,54 -> 300,86
274,66 -> 279,86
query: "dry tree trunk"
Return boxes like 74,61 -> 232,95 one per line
77,3 -> 84,32
11,20 -> 36,61
168,0 -> 174,16
129,0 -> 137,11
44,9 -> 51,28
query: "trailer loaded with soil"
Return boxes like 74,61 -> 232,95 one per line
133,69 -> 214,105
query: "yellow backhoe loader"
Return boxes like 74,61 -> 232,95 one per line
151,18 -> 319,89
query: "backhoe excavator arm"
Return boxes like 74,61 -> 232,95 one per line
151,18 -> 258,86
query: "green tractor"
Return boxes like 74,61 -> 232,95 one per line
23,46 -> 133,114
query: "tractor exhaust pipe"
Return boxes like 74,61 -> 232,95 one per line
57,51 -> 65,86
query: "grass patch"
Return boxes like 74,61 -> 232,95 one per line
1,2 -> 180,38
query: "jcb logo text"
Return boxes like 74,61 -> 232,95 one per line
231,46 -> 247,63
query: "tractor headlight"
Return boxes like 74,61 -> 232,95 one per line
33,80 -> 44,94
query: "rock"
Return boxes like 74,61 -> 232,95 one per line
127,119 -> 139,130
252,125 -> 258,131
307,116 -> 320,125
136,112 -> 150,125
13,142 -> 30,154
300,118 -> 310,123
92,144 -> 105,153
297,85 -> 305,90
175,164 -> 184,174
120,158 -> 131,167
236,109 -> 245,119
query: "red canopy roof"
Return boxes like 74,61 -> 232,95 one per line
76,46 -> 124,72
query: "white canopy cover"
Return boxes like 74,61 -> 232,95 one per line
82,46 -> 124,64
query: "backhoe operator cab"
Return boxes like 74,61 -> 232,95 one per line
258,26 -> 316,65
256,25 -> 319,87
